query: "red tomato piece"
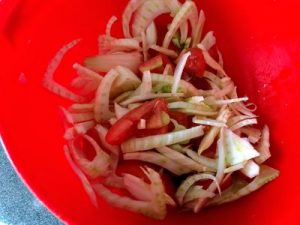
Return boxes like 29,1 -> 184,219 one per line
106,99 -> 167,145
168,111 -> 190,128
185,48 -> 206,78
136,125 -> 169,138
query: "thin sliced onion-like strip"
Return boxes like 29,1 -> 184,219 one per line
230,87 -> 257,117
124,152 -> 190,175
172,52 -> 191,94
110,38 -> 141,52
217,50 -> 225,76
123,173 -> 176,206
73,63 -> 102,82
240,127 -> 261,144
239,166 -> 277,197
176,173 -> 218,205
43,39 -> 84,102
198,44 -> 226,76
132,0 -> 170,38
213,97 -> 249,105
214,82 -> 235,98
146,22 -> 157,46
140,167 -> 168,219
186,96 -> 205,104
106,16 -> 118,36
203,71 -> 222,87
44,39 -> 80,80
163,64 -> 174,75
183,185 -> 215,204
198,107 -> 231,154
71,80 -> 100,96
123,173 -> 153,201
128,103 -> 142,110
114,102 -> 129,119
104,172 -> 124,189
93,184 -> 163,219
192,10 -> 206,47
230,118 -> 258,131
84,51 -> 142,73
74,121 -> 95,134
194,129 -> 225,212
232,102 -> 257,117
180,22 -> 189,43
114,91 -> 134,103
43,79 -> 84,103
157,146 -> 211,172
122,0 -> 146,38
69,103 -> 94,113
192,117 -> 227,127
134,70 -> 152,96
200,31 -> 216,50
94,69 -> 119,122
60,107 -> 94,124
224,162 -> 245,173
98,35 -> 141,53
150,45 -> 178,58
227,115 -> 256,128
255,125 -> 271,164
121,125 -> 204,152
208,165 -> 279,206
120,93 -> 184,106
168,101 -> 214,113
64,145 -> 98,207
176,108 -> 218,117
206,79 -> 220,92
163,1 -> 198,48
141,31 -> 148,61
185,149 -> 217,170
64,127 -> 76,140
70,135 -> 111,178
151,73 -> 199,96
164,0 -> 188,42
95,124 -> 119,155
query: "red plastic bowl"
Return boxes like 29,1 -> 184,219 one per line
1,0 -> 300,224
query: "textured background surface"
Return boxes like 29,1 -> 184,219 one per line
0,143 -> 62,225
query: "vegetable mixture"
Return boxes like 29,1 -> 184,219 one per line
44,0 -> 279,220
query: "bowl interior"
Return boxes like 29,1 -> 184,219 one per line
1,0 -> 300,224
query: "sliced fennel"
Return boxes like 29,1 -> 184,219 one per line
208,165 -> 279,206
121,126 -> 204,152
176,173 -> 218,205
124,151 -> 191,175
224,128 -> 260,166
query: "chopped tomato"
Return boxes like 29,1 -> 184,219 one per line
184,48 -> 206,78
136,125 -> 169,138
106,99 -> 167,145
168,111 -> 190,127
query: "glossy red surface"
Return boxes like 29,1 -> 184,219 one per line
0,0 -> 300,224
